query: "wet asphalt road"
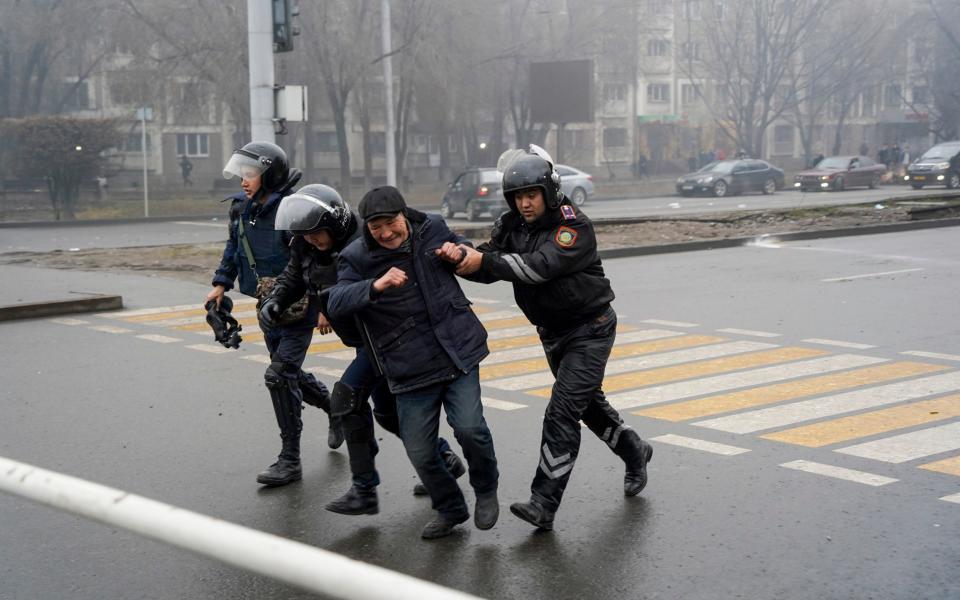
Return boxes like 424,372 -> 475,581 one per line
1,227 -> 959,599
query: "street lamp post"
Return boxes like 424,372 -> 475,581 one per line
135,107 -> 152,218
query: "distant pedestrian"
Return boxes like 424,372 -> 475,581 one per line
634,153 -> 648,180
859,142 -> 869,157
715,149 -> 726,161
877,144 -> 890,169
179,155 -> 194,187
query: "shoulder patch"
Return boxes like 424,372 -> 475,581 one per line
555,226 -> 578,248
560,204 -> 577,221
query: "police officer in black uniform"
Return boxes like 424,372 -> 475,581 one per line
450,146 -> 653,530
261,185 -> 465,514
207,143 -> 343,488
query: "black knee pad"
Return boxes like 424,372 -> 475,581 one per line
264,362 -> 294,390
330,381 -> 363,417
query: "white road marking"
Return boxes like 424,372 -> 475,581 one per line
324,350 -> 359,361
481,397 -> 527,411
98,300 -> 257,319
88,325 -> 134,334
695,371 -> 960,434
487,325 -> 538,340
136,334 -> 183,344
717,328 -> 781,338
902,350 -> 960,362
148,310 -> 257,328
820,268 -> 924,283
49,318 -> 89,326
609,354 -> 885,410
468,297 -> 501,304
780,460 -> 897,487
483,328 -> 687,368
835,422 -> 960,464
651,434 -> 750,456
185,344 -> 235,354
803,338 -> 876,350
941,492 -> 960,505
305,366 -> 346,379
174,221 -> 225,228
477,310 -> 526,322
240,355 -> 272,364
641,319 -> 698,328
488,340 -> 774,391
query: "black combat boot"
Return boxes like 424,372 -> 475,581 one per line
412,446 -> 467,496
617,429 -> 653,497
474,491 -> 499,530
509,500 -> 554,531
325,485 -> 379,515
327,415 -> 345,450
256,433 -> 302,487
299,372 -> 344,450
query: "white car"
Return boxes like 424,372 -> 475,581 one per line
556,164 -> 594,206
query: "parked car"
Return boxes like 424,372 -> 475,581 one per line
675,159 -> 784,197
904,141 -> 960,189
439,167 -> 506,221
793,155 -> 886,191
555,164 -> 594,206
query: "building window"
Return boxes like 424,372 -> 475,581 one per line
682,0 -> 701,20
681,84 -> 698,106
370,132 -> 386,155
604,83 -> 627,103
714,1 -> 726,20
315,131 -> 339,152
124,132 -> 151,152
884,84 -> 901,109
861,87 -> 875,117
62,80 -> 90,111
773,124 -> 794,156
912,86 -> 929,106
176,133 -> 209,157
603,128 -> 627,148
647,83 -> 671,103
560,129 -> 590,149
647,39 -> 669,57
681,42 -> 701,60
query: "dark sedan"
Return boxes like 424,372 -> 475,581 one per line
793,155 -> 885,191
676,159 -> 785,197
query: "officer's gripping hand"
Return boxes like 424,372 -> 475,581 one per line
455,245 -> 483,275
258,298 -> 283,329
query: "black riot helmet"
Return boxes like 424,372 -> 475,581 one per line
275,184 -> 357,240
223,141 -> 290,192
499,144 -> 563,211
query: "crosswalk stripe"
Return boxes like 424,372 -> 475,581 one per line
716,328 -> 780,338
694,371 -> 960,434
477,310 -> 525,322
174,313 -> 260,331
481,397 -> 527,411
88,325 -> 134,334
48,318 -> 90,325
780,460 -> 898,486
241,355 -> 272,364
580,346 -> 828,405
481,333 -> 724,385
185,343 -> 235,354
642,319 -> 698,327
97,303 -> 204,318
902,350 -> 960,362
486,324 -> 634,352
305,365 -> 346,379
941,492 -> 960,504
803,338 -> 876,350
482,315 -> 535,330
835,422 -> 960,463
651,434 -> 749,455
306,338 -> 351,354
124,307 -> 210,322
760,393 -> 960,447
918,455 -> 960,477
136,334 -> 183,343
636,360 -> 941,422
487,325 -> 538,340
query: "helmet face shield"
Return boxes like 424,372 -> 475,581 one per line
223,151 -> 270,180
275,193 -> 334,232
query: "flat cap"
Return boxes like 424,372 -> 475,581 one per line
359,186 -> 407,221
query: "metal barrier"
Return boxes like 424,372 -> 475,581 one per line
0,456 -> 485,600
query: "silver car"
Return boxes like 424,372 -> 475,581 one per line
556,164 -> 594,206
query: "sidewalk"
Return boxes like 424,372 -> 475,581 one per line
0,264 -> 122,321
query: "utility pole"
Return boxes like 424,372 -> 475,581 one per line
248,0 -> 275,143
381,0 -> 396,186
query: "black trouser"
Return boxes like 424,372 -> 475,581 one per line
530,306 -> 633,512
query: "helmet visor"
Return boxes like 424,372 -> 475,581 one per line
275,193 -> 335,232
223,151 -> 269,180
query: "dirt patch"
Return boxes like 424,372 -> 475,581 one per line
0,202 -> 954,284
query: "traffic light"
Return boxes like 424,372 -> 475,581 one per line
272,0 -> 299,53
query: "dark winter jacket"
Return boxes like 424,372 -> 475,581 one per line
212,190 -> 294,297
467,198 -> 614,332
326,208 -> 489,394
269,220 -> 363,346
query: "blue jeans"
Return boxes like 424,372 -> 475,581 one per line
396,367 -> 499,518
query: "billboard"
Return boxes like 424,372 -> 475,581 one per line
529,59 -> 594,124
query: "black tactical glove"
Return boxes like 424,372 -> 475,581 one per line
258,298 -> 283,329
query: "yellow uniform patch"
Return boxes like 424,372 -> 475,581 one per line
555,226 -> 578,248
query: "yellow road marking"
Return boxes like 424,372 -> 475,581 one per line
919,455 -> 960,477
636,362 -> 947,422
480,334 -> 725,381
306,339 -> 351,354
483,316 -> 534,330
486,324 -> 635,352
176,315 -> 260,331
760,393 -> 960,447
527,347 -> 827,398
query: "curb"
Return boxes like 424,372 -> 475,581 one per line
0,294 -> 124,322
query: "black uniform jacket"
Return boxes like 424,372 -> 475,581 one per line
469,198 -> 615,332
269,227 -> 364,347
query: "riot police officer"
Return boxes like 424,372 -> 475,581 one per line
261,185 -> 465,514
206,142 -> 343,488
450,146 -> 653,530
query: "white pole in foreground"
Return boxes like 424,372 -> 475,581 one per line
247,0 -> 276,143
381,0 -> 396,187
0,456 -> 484,600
